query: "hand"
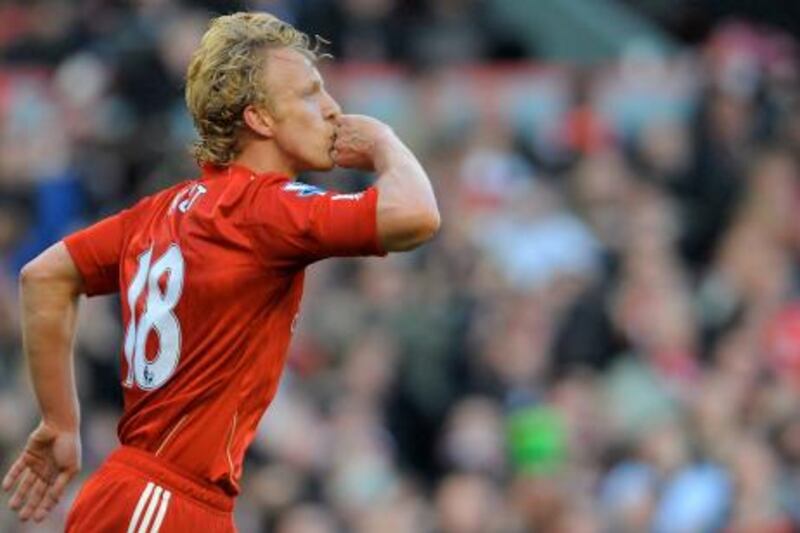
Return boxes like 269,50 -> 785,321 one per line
331,114 -> 394,171
3,422 -> 81,523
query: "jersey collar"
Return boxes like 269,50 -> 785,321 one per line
201,163 -> 290,185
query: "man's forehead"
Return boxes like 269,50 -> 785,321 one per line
265,47 -> 318,77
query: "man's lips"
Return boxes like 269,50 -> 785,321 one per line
329,129 -> 338,158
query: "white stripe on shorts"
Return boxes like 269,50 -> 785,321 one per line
149,490 -> 172,533
137,485 -> 163,533
127,482 -> 155,533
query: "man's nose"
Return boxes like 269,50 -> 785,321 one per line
323,91 -> 342,121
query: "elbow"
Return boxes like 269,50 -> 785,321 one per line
415,207 -> 441,245
384,206 -> 441,252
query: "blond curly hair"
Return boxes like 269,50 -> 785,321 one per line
186,12 -> 320,166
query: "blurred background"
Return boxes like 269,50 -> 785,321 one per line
2,0 -> 800,532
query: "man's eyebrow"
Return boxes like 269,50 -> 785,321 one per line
302,79 -> 322,93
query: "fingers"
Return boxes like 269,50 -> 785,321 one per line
32,490 -> 59,523
8,469 -> 34,511
18,478 -> 47,522
8,470 -> 74,523
47,470 -> 74,508
6,469 -> 74,523
2,457 -> 26,491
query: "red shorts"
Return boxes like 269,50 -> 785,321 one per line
65,446 -> 236,532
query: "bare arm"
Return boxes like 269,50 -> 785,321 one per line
20,242 -> 83,431
333,115 -> 440,251
3,242 -> 83,523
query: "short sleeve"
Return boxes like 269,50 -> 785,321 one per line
62,210 -> 129,296
244,181 -> 385,267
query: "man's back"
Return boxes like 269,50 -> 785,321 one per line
64,163 -> 382,494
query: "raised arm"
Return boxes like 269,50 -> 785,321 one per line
333,115 -> 440,251
3,242 -> 83,523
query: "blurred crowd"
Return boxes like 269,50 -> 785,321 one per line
2,1 -> 800,532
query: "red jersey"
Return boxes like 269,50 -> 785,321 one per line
63,163 -> 383,496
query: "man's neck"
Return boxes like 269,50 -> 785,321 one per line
234,143 -> 297,178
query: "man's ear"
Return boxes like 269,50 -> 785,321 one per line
243,105 -> 275,138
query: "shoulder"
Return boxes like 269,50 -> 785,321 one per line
279,181 -> 328,198
129,180 -> 196,215
236,177 -> 325,224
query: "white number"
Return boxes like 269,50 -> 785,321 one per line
123,244 -> 185,390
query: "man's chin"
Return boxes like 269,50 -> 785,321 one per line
314,154 -> 337,171
296,157 -> 335,173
